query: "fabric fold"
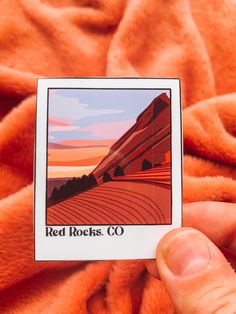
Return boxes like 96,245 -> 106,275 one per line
0,0 -> 235,312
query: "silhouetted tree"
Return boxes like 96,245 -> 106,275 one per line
49,173 -> 98,204
81,175 -> 87,180
81,175 -> 89,190
50,187 -> 60,200
88,174 -> 97,186
114,165 -> 124,177
141,159 -> 152,171
103,172 -> 112,182
75,177 -> 81,185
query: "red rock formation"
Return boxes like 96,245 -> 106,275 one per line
93,93 -> 171,181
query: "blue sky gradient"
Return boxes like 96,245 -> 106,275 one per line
48,89 -> 170,142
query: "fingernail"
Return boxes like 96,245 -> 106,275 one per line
162,231 -> 211,276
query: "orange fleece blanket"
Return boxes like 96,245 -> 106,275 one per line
0,0 -> 236,313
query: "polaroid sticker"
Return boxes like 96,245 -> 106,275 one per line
34,78 -> 182,261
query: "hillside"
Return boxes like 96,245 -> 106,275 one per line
47,180 -> 171,225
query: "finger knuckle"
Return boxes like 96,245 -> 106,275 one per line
193,283 -> 236,314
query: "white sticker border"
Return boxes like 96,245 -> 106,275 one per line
34,78 -> 182,261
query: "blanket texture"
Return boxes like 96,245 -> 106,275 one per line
0,0 -> 235,313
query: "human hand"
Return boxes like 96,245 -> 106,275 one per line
146,202 -> 236,313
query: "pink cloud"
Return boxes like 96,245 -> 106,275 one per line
80,120 -> 135,139
48,115 -> 74,126
49,126 -> 80,132
48,119 -> 70,126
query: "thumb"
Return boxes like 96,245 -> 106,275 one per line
157,228 -> 236,314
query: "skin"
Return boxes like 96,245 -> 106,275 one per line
146,202 -> 236,314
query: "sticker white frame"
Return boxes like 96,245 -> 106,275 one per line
34,78 -> 182,261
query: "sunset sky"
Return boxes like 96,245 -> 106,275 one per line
47,88 -> 170,179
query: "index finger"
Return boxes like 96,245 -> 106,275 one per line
183,201 -> 236,252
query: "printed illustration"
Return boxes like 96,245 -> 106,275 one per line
46,89 -> 171,225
